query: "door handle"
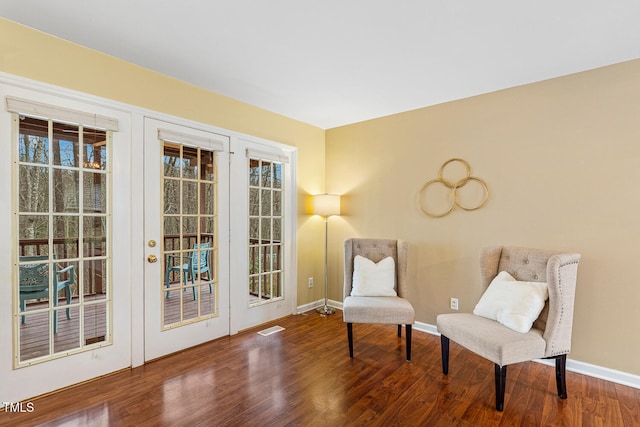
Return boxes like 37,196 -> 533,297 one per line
148,254 -> 158,263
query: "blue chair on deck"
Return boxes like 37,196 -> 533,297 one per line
19,255 -> 75,334
165,242 -> 212,300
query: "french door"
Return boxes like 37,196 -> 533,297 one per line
144,118 -> 297,359
229,138 -> 296,333
0,84 -> 132,403
143,118 -> 230,361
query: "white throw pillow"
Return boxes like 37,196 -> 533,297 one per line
351,255 -> 397,297
473,271 -> 548,333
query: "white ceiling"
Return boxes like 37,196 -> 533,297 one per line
2,1 -> 640,129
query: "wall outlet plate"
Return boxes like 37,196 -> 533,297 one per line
450,297 -> 459,310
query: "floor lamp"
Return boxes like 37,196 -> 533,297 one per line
313,194 -> 341,315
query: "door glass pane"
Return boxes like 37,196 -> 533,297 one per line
182,146 -> 198,179
83,303 -> 107,345
201,183 -> 215,215
15,115 -> 112,365
83,172 -> 107,213
273,218 -> 282,241
163,143 -> 181,178
54,308 -> 80,353
163,179 -> 180,214
53,122 -> 79,167
249,159 -> 260,186
273,163 -> 282,189
261,190 -> 271,216
261,162 -> 272,187
83,127 -> 107,170
273,191 -> 281,216
200,150 -> 215,181
53,216 -> 79,259
161,143 -> 218,328
19,117 -> 49,165
249,218 -> 259,240
182,216 -> 197,250
19,215 -> 49,256
248,158 -> 285,307
201,217 -> 215,237
19,165 -> 49,213
164,217 -> 180,251
261,218 -> 271,241
182,182 -> 198,215
19,314 -> 50,362
53,169 -> 79,213
249,188 -> 259,216
83,217 -> 106,257
84,260 -> 107,302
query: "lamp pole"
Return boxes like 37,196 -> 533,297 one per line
313,193 -> 340,316
317,214 -> 334,315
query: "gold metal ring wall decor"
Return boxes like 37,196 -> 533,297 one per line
419,158 -> 489,218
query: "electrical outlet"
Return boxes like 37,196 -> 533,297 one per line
450,297 -> 459,311
308,277 -> 314,288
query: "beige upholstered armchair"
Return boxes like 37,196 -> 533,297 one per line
437,246 -> 581,411
343,238 -> 415,361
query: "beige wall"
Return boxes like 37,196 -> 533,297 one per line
0,18 -> 326,306
326,59 -> 640,375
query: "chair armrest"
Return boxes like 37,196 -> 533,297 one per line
344,239 -> 355,299
57,265 -> 73,275
57,265 -> 75,286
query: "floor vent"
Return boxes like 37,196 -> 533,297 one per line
258,325 -> 285,336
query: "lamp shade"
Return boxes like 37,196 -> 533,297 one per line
313,194 -> 341,216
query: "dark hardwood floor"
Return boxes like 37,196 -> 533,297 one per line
2,309 -> 639,426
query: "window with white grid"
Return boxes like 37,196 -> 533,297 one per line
248,158 -> 284,306
14,114 -> 112,365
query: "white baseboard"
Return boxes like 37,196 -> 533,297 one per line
413,320 -> 439,335
536,357 -> 640,390
296,299 -> 323,314
297,298 -> 343,314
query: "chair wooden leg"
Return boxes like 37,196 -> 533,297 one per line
555,354 -> 568,399
397,325 -> 402,337
440,335 -> 449,375
405,324 -> 412,362
495,364 -> 507,411
347,323 -> 354,358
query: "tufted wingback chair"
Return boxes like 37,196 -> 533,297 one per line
343,238 -> 415,361
437,246 -> 581,411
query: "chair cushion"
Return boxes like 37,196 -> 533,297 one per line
473,271 -> 548,333
437,313 -> 546,366
351,255 -> 397,297
343,296 -> 415,324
